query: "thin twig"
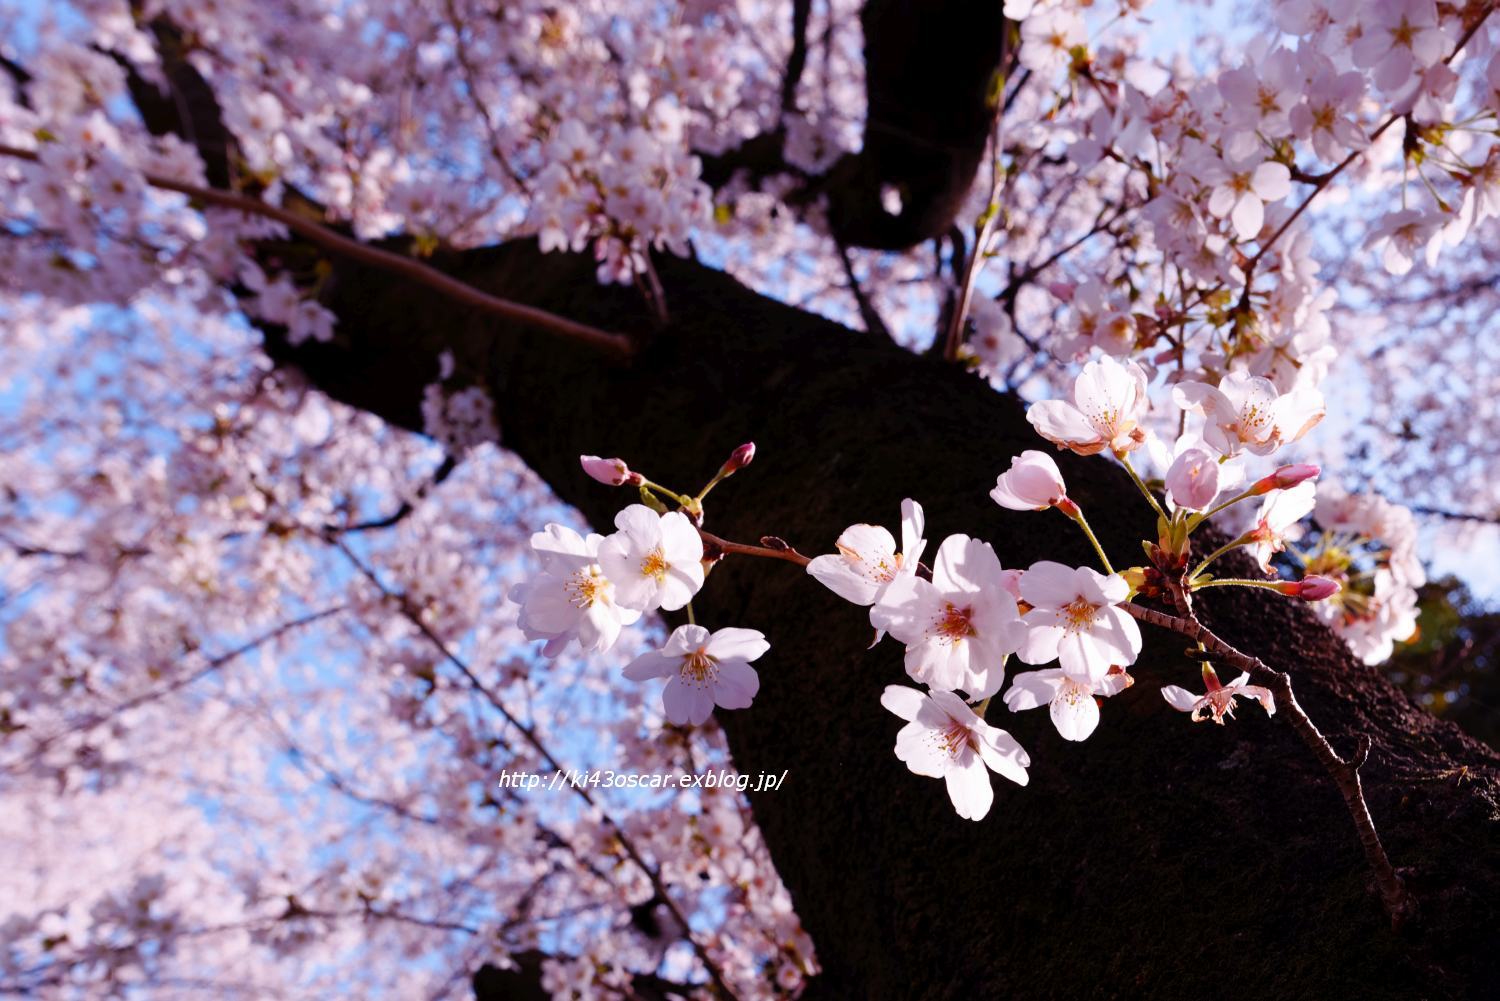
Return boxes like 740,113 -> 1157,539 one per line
697,528 -> 812,567
835,239 -> 892,340
1121,600 -> 1417,927
0,143 -> 636,359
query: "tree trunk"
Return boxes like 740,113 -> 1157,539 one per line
270,242 -> 1500,1000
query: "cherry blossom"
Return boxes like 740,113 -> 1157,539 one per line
1200,150 -> 1292,242
624,624 -> 769,726
1164,446 -> 1222,512
872,535 -> 1025,699
3,0 -> 1495,986
1027,356 -> 1151,457
1014,562 -> 1142,683
1161,666 -> 1276,725
1003,666 -> 1133,742
990,450 -> 1070,512
1019,8 -> 1086,77
807,499 -> 926,607
597,505 -> 705,612
1172,371 -> 1324,458
1245,481 -> 1317,571
511,524 -> 643,658
880,685 -> 1030,821
580,454 -> 641,487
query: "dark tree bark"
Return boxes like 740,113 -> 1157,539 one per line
269,242 -> 1500,1000
702,0 -> 1007,250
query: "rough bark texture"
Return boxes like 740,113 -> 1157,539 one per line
271,242 -> 1500,1000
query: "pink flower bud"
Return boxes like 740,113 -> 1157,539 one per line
1164,447 -> 1220,512
580,455 -> 637,486
991,450 -> 1069,512
1251,463 -> 1320,495
1276,575 -> 1340,601
723,442 -> 756,474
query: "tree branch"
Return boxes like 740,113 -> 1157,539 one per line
1122,600 -> 1417,928
0,143 -> 636,359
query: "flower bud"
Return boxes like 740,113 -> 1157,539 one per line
991,450 -> 1069,512
1164,447 -> 1220,511
1251,463 -> 1320,495
719,442 -> 756,476
1276,575 -> 1340,601
580,455 -> 639,486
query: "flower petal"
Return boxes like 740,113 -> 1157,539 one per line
944,757 -> 995,820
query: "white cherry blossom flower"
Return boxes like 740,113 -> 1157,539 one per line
807,498 -> 926,606
1161,665 -> 1275,724
510,524 -> 642,657
872,535 -> 1025,699
1246,481 -> 1316,570
1027,356 -> 1150,457
1172,370 -> 1324,458
625,625 -> 768,725
597,505 -> 705,612
1019,8 -> 1085,76
1003,665 -> 1133,741
1015,562 -> 1142,683
880,685 -> 1030,821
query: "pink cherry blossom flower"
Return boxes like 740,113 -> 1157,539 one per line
880,685 -> 1030,821
1164,446 -> 1220,512
597,505 -> 705,612
872,535 -> 1025,699
1172,370 -> 1324,457
1218,49 -> 1301,136
1365,208 -> 1438,276
625,624 -> 768,725
990,450 -> 1069,511
1015,562 -> 1142,683
1352,1 -> 1449,92
1027,356 -> 1150,457
808,498 -> 925,607
1290,57 -> 1367,163
1202,151 -> 1292,241
1003,665 -> 1133,741
510,524 -> 642,657
1246,481 -> 1316,570
1161,665 -> 1275,725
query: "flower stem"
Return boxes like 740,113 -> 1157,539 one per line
1190,577 -> 1282,592
1187,534 -> 1252,582
1065,508 -> 1115,575
1120,453 -> 1168,521
1187,487 -> 1257,530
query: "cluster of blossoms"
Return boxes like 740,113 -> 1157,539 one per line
8,0 -> 1496,991
801,354 -> 1342,819
515,353 -> 1409,825
512,445 -> 768,727
1301,484 -> 1426,664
